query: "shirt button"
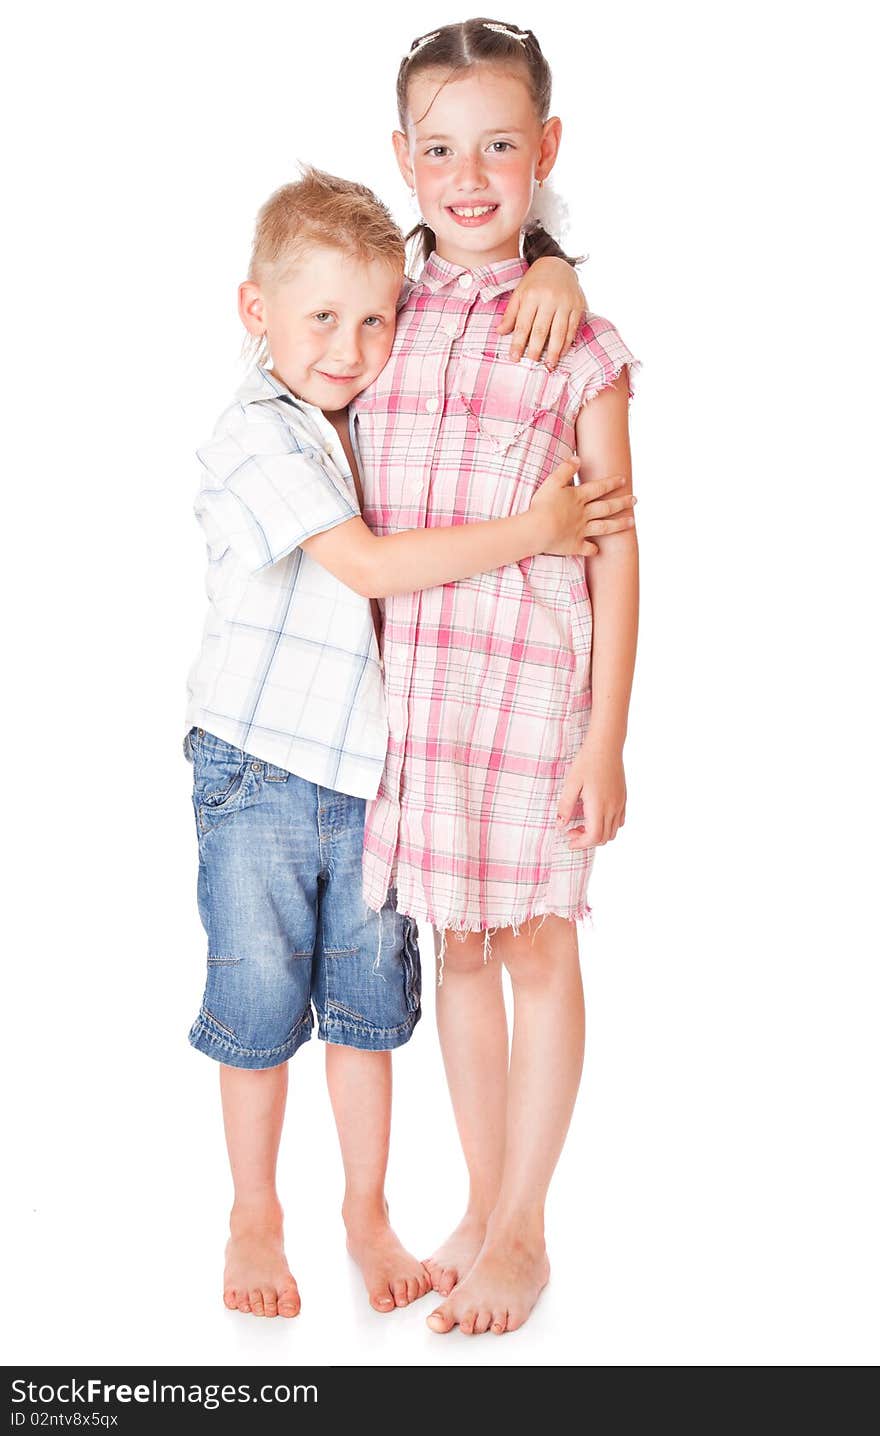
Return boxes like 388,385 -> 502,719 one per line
425,397 -> 439,413
458,273 -> 473,289
443,320 -> 458,338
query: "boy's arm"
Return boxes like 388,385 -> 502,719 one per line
555,370 -> 639,848
496,256 -> 587,367
301,455 -> 604,598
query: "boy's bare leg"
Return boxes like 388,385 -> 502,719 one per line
428,916 -> 585,1335
220,1062 -> 301,1318
424,929 -> 509,1295
326,1045 -> 430,1312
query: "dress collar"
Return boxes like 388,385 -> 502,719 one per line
414,250 -> 528,301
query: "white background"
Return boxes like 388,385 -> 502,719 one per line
3,0 -> 877,1368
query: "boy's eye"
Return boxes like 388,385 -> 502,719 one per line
489,141 -> 513,152
314,312 -> 333,322
425,145 -> 449,158
363,317 -> 382,327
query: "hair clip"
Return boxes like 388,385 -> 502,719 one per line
407,30 -> 440,58
482,22 -> 530,45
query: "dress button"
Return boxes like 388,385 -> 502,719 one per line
443,320 -> 458,338
458,273 -> 473,289
425,397 -> 439,413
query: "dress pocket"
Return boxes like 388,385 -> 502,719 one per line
456,353 -> 569,457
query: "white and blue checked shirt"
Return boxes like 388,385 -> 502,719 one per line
185,366 -> 389,799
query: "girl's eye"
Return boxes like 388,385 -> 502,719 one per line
314,312 -> 333,323
425,145 -> 449,158
489,141 -> 513,152
363,317 -> 382,328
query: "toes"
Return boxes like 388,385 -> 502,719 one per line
370,1286 -> 395,1314
278,1285 -> 300,1318
459,1309 -> 477,1335
506,1309 -> 526,1333
261,1288 -> 278,1318
491,1309 -> 508,1334
392,1279 -> 408,1308
426,1303 -> 456,1334
405,1276 -> 421,1304
473,1309 -> 493,1335
249,1289 -> 265,1317
438,1267 -> 457,1296
223,1288 -> 238,1310
237,1297 -> 251,1314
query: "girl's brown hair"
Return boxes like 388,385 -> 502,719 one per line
245,164 -> 406,366
396,18 -> 585,272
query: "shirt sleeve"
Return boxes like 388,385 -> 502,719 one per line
194,402 -> 359,574
563,313 -> 642,418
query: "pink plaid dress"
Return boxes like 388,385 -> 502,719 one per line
350,251 -> 640,938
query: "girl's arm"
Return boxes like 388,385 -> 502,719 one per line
555,369 -> 639,847
496,256 -> 587,367
300,458 -> 634,598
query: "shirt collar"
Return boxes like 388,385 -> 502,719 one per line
414,251 -> 529,302
235,366 -> 356,462
235,364 -> 308,410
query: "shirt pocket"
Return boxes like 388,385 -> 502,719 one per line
455,353 -> 569,457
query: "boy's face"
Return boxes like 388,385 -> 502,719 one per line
239,245 -> 402,413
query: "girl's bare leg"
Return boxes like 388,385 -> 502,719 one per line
220,1062 -> 301,1317
425,928 -> 510,1295
325,1045 -> 430,1311
428,916 -> 585,1335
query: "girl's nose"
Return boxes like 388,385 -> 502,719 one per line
455,154 -> 488,189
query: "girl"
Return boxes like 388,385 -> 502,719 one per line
350,19 -> 641,1335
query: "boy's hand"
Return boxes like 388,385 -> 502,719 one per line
530,460 -> 637,556
496,256 -> 587,368
555,738 -> 627,848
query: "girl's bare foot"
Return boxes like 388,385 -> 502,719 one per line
424,1211 -> 488,1296
344,1199 -> 431,1313
426,1229 -> 550,1335
223,1198 -> 301,1318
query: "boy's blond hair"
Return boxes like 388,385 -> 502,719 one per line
245,164 -> 406,367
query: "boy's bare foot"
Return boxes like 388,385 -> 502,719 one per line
426,1230 -> 550,1335
344,1199 -> 431,1313
223,1199 -> 301,1318
423,1211 -> 488,1296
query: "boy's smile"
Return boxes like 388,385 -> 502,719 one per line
239,245 -> 402,412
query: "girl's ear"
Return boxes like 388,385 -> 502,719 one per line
535,116 -> 563,184
392,129 -> 415,189
238,280 -> 266,338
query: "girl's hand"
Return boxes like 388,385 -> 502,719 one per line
555,737 -> 627,847
496,256 -> 587,368
530,462 -> 638,557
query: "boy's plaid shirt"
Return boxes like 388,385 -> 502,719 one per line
185,366 -> 388,799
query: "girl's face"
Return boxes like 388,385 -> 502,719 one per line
394,66 -> 561,268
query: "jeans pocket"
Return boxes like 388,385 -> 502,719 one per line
401,916 -> 421,1014
192,732 -> 263,835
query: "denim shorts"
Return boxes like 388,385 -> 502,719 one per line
185,727 -> 421,1068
